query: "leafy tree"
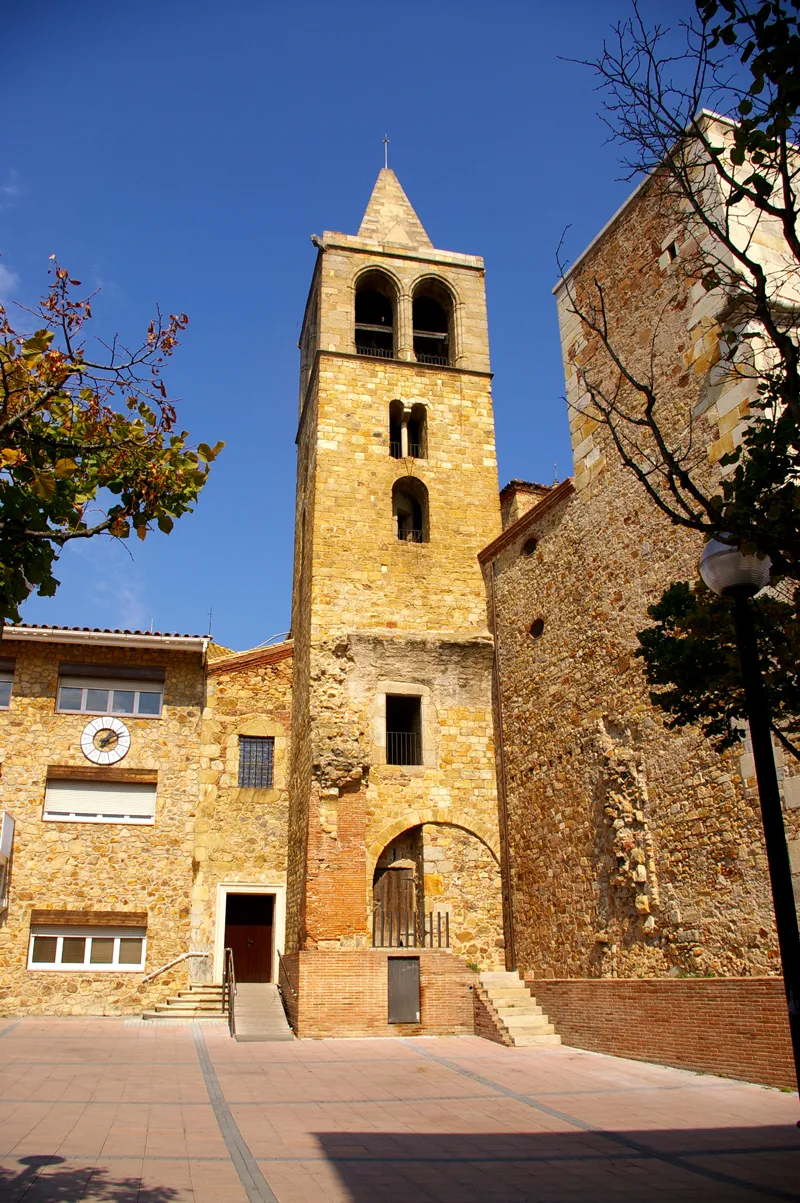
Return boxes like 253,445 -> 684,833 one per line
0,259 -> 223,625
636,580 -> 800,756
560,0 -> 800,746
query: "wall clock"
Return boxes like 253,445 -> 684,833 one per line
80,716 -> 131,765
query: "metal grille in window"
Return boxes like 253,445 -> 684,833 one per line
238,736 -> 274,788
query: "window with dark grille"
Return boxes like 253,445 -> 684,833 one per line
238,736 -> 275,788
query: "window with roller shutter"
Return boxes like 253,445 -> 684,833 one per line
43,779 -> 156,824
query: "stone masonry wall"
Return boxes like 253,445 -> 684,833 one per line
189,644 -> 293,980
483,157 -> 799,981
0,640 -> 205,1015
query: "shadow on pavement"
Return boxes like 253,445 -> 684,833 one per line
314,1125 -> 800,1201
0,1156 -> 180,1203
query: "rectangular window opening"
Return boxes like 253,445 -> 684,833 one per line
57,676 -> 163,718
28,926 -> 146,971
386,695 -> 422,766
43,779 -> 157,825
238,736 -> 275,789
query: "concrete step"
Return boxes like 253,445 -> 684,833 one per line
493,1002 -> 544,1016
141,1010 -> 226,1022
477,971 -> 561,1048
159,998 -> 224,1009
501,1015 -> 555,1033
179,988 -> 223,997
485,986 -> 536,1000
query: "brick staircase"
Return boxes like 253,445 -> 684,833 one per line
478,971 -> 561,1047
142,984 -> 225,1021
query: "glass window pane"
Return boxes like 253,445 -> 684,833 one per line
118,938 -> 143,965
89,937 -> 114,964
86,688 -> 110,712
136,691 -> 162,716
59,686 -> 83,711
0,680 -> 11,708
112,690 -> 135,714
31,936 -> 57,963
61,937 -> 86,964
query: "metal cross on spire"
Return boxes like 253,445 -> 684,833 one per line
383,135 -> 390,170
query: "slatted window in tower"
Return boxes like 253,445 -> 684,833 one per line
238,736 -> 275,788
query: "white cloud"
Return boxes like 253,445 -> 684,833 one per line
0,170 -> 19,199
0,264 -> 19,302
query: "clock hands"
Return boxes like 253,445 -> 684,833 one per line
97,730 -> 117,748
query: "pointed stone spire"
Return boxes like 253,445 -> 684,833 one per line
358,169 -> 433,250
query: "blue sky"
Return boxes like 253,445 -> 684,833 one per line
4,0 -> 693,650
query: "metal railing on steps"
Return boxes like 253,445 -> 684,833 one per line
142,951 -> 210,983
223,947 -> 236,1038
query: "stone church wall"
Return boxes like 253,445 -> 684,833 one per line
484,158 -> 800,982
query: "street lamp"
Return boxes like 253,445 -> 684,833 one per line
700,536 -> 800,1110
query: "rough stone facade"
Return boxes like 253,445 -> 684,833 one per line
480,114 -> 799,984
286,169 -> 505,1027
0,634 -> 205,1015
189,642 -> 293,982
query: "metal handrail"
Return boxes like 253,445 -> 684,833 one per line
277,949 -> 296,999
141,951 -> 209,983
223,946 -> 236,1038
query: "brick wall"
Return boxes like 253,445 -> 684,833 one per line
473,982 -> 513,1046
291,949 -> 475,1038
529,977 -> 795,1089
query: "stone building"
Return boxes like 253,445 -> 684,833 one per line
282,168 -> 506,1036
475,112 -> 797,1083
0,148 -> 794,1084
0,169 -> 508,1037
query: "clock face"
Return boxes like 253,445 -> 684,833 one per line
80,716 -> 131,765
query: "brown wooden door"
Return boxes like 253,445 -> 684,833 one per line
224,893 -> 274,982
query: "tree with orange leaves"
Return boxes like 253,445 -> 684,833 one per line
0,259 -> 223,625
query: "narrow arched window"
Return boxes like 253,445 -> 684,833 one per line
388,401 -> 427,460
408,403 -> 427,459
413,280 -> 453,366
355,272 -> 396,359
392,478 -> 429,543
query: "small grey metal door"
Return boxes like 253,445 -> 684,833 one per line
388,956 -> 420,1023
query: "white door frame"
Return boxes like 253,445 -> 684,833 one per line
213,879 -> 286,984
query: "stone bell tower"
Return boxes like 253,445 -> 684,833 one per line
284,168 -> 505,1036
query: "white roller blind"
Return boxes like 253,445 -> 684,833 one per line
44,780 -> 156,822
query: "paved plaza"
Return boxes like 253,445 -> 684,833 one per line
0,1018 -> 798,1202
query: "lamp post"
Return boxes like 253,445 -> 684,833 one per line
700,536 -> 800,1107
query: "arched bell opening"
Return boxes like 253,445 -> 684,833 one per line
354,270 -> 397,359
412,278 -> 455,366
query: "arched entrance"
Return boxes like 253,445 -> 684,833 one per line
371,821 -> 504,968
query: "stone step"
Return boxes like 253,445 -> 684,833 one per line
180,986 -> 223,995
513,1033 -> 562,1047
161,1000 -> 224,1010
493,1002 -> 544,1016
501,1015 -> 555,1033
152,1000 -> 224,1010
176,991 -> 224,1001
141,1010 -> 226,1022
480,971 -> 523,984
483,991 -> 538,1000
